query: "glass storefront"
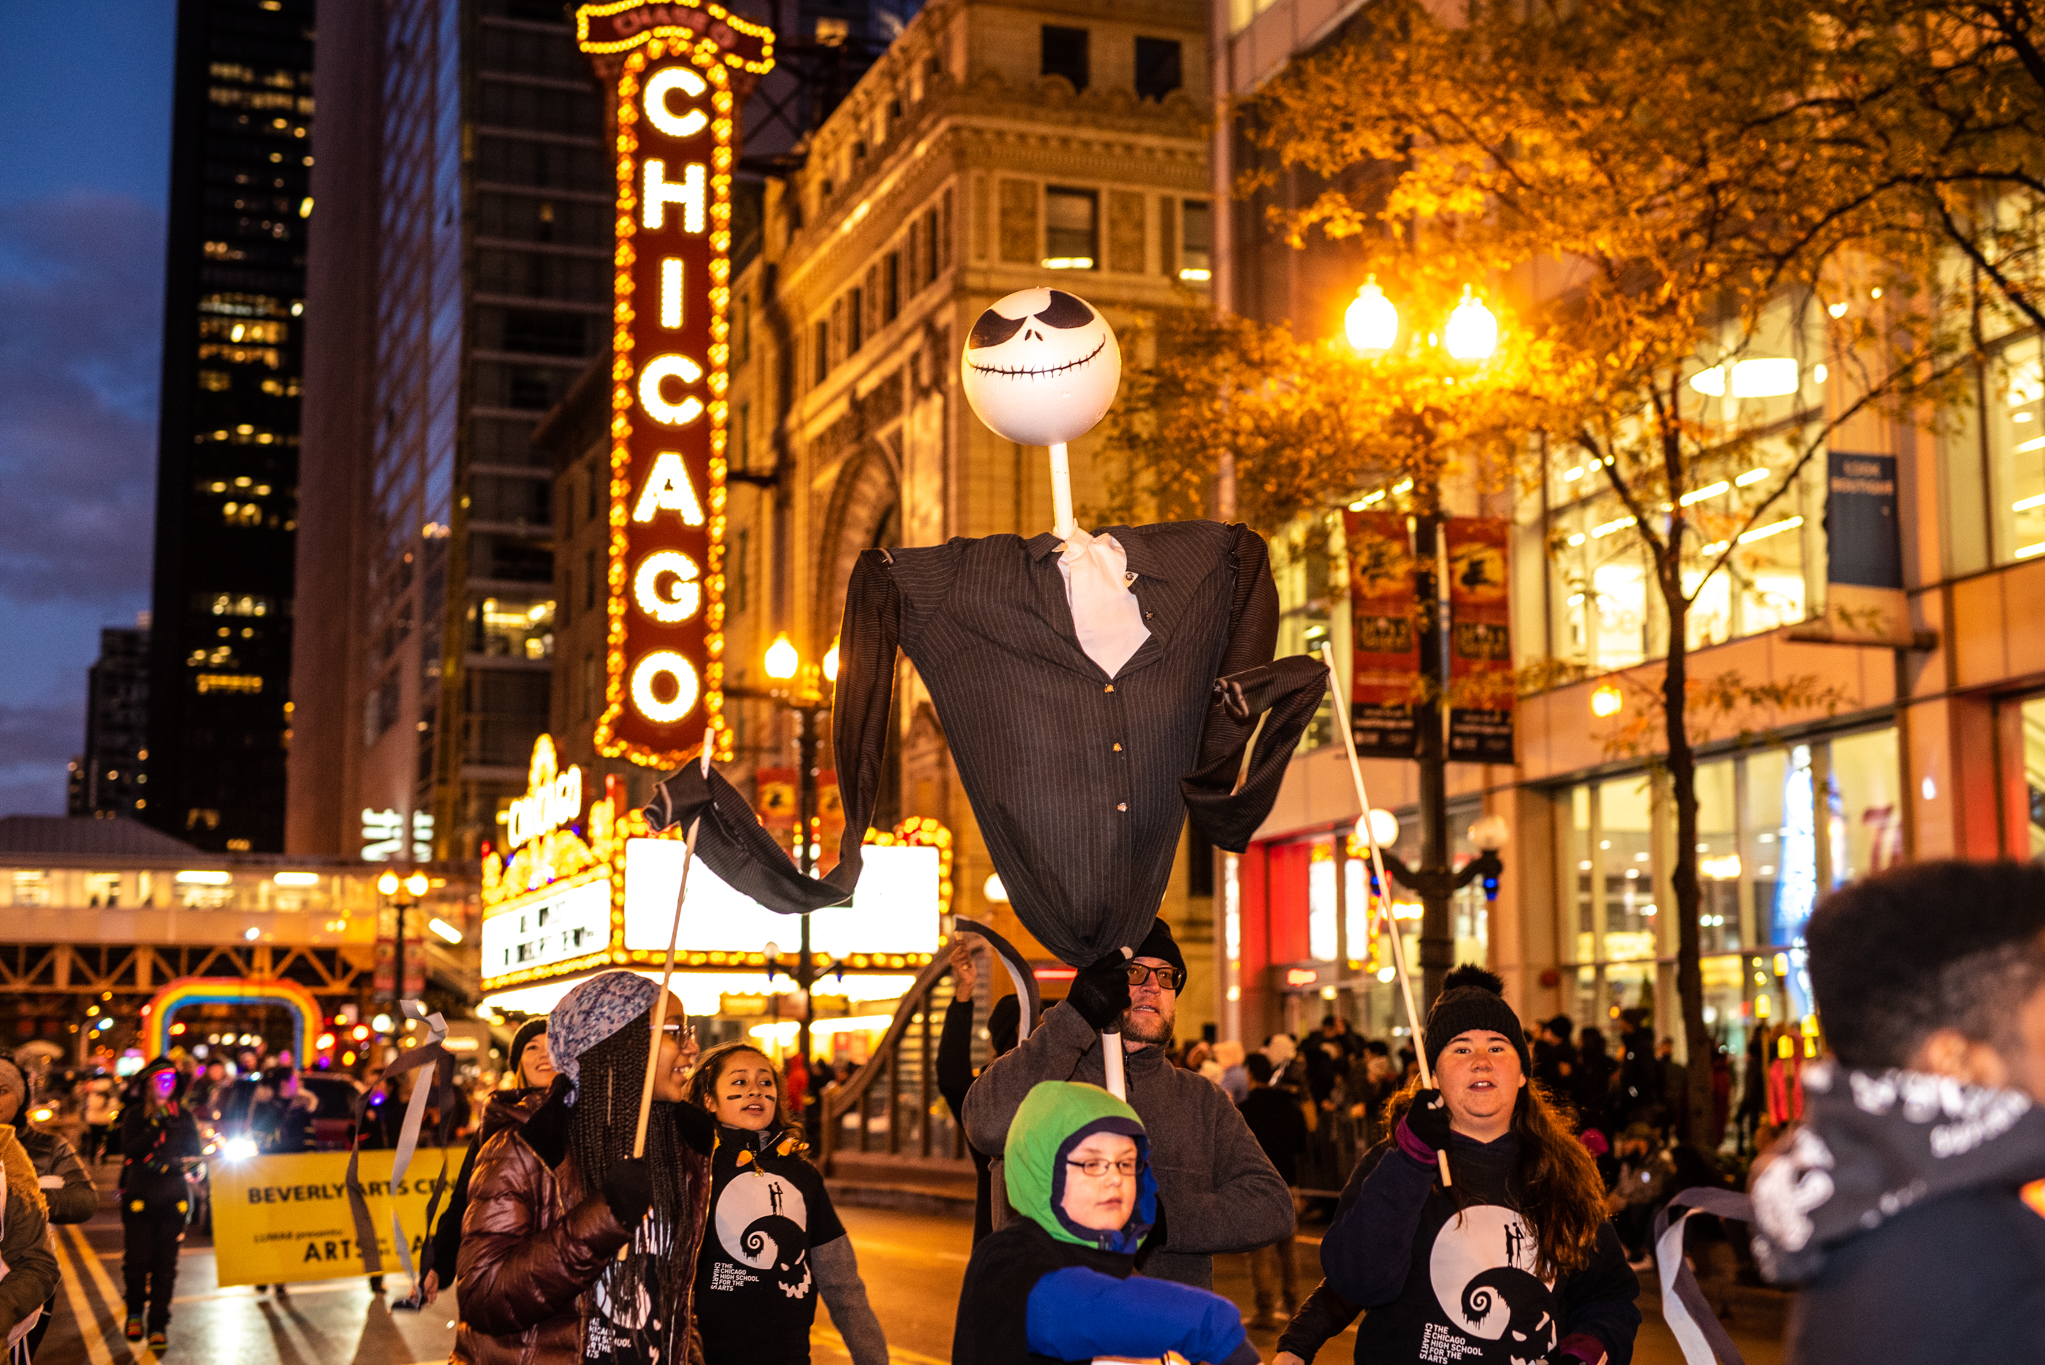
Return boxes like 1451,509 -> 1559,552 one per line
1556,725 -> 1898,1060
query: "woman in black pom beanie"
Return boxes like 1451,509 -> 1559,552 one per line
1277,967 -> 1641,1365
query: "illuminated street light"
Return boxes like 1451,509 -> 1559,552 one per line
764,633 -> 800,680
377,871 -> 399,896
1591,682 -> 1624,718
1344,278 -> 1399,354
822,637 -> 840,683
429,917 -> 464,945
405,871 -> 430,898
1443,287 -> 1499,362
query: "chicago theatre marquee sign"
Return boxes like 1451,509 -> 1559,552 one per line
576,1 -> 774,769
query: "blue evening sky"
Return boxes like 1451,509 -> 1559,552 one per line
0,3 -> 176,813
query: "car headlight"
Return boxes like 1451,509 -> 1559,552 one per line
220,1137 -> 258,1162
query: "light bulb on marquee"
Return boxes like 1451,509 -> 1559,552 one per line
579,0 -> 775,770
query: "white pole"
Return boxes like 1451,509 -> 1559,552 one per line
632,744 -> 713,1161
1049,441 -> 1076,540
1319,642 -> 1451,1186
1102,1031 -> 1126,1099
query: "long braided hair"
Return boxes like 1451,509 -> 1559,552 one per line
567,1013 -> 690,1359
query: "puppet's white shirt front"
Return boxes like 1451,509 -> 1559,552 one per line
1058,529 -> 1150,678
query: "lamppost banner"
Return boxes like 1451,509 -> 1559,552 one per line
1343,509 -> 1419,758
1445,517 -> 1516,763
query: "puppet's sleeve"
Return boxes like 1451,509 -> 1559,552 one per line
642,548 -> 903,914
1181,524 -> 1329,852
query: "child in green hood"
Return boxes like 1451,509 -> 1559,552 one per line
952,1081 -> 1257,1365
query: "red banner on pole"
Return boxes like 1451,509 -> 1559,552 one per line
1343,510 -> 1418,758
1445,517 -> 1515,763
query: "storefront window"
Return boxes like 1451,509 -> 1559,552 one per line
1308,841 -> 1337,962
1988,335 -> 2045,563
1554,726 -> 1896,1059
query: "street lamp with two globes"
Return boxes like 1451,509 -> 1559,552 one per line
1340,279 -> 1506,1008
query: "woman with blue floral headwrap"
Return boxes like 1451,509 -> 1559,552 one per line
452,971 -> 713,1365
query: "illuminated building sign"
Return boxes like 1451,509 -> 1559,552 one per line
361,808 -> 433,863
506,735 -> 585,850
576,1 -> 774,769
480,791 -> 948,996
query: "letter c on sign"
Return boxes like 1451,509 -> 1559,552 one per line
631,651 -> 700,724
644,66 -> 710,137
633,551 -> 702,623
639,354 -> 705,426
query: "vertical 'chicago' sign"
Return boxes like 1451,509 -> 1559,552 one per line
577,1 -> 774,768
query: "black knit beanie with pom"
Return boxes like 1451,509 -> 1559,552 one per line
1423,965 -> 1529,1075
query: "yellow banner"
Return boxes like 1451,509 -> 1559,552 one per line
209,1147 -> 465,1287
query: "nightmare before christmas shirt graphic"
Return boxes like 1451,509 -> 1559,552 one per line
1318,1133 -> 1642,1365
694,1128 -> 847,1365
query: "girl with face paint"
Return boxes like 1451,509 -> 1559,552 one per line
115,1059 -> 201,1349
684,1044 -> 888,1365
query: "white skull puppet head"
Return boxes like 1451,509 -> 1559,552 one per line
959,287 -> 1121,447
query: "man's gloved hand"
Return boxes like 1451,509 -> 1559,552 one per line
1067,954 -> 1133,1031
602,1156 -> 653,1228
1396,1088 -> 1452,1161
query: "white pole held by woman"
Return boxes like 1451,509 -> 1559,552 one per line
1319,641 -> 1451,1187
634,741 -> 713,1160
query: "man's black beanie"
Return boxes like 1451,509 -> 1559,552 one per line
1423,965 -> 1528,1074
1135,917 -> 1187,984
510,1017 -> 549,1077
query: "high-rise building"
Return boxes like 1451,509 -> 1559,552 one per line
69,624 -> 153,820
289,0 -> 611,865
146,0 -> 315,852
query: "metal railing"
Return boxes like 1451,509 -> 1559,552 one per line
817,953 -> 969,1172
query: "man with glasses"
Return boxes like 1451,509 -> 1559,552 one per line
964,917 -> 1294,1289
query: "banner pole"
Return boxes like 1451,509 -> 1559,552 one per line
1319,642 -> 1451,1187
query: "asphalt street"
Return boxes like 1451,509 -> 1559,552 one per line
36,1177 -> 1784,1365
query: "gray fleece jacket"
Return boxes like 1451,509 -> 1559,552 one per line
961,1001 -> 1295,1288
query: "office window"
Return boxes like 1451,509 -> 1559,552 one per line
1135,37 -> 1181,100
734,528 -> 750,613
926,206 -> 944,281
883,252 -> 901,322
1180,199 -> 1212,282
848,287 -> 864,353
585,468 -> 598,521
584,548 -> 597,611
1042,25 -> 1089,92
1044,188 -> 1099,270
815,318 -> 830,384
735,401 -> 751,470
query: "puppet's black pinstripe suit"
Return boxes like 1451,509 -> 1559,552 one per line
647,519 -> 1326,965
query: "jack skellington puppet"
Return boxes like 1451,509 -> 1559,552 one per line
646,288 -> 1325,972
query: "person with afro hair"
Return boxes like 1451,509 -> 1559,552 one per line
1278,966 -> 1639,1365
1749,860 -> 2045,1365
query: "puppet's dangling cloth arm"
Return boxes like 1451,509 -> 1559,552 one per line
1181,524 -> 1331,852
643,549 -> 902,913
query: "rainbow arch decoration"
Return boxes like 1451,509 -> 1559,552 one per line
140,977 -> 323,1062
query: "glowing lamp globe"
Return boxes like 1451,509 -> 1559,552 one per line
764,633 -> 799,680
960,287 -> 1121,447
377,872 -> 399,896
1359,808 -> 1401,848
1345,279 -> 1399,354
1590,682 -> 1624,718
1443,287 -> 1499,362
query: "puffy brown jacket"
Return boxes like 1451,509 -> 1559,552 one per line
452,1086 -> 711,1365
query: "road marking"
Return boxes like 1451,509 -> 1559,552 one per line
173,1280 -> 362,1306
52,1223 -> 115,1365
814,1326 -> 951,1365
68,1225 -> 159,1365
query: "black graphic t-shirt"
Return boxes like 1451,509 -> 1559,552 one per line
694,1127 -> 846,1365
584,1212 -> 678,1365
1319,1132 -> 1641,1365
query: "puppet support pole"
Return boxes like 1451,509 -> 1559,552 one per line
1319,643 -> 1452,1187
1049,441 -> 1076,541
1102,1029 -> 1126,1099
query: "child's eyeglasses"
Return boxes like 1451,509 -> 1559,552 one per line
1065,1157 -> 1141,1178
659,1021 -> 690,1041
